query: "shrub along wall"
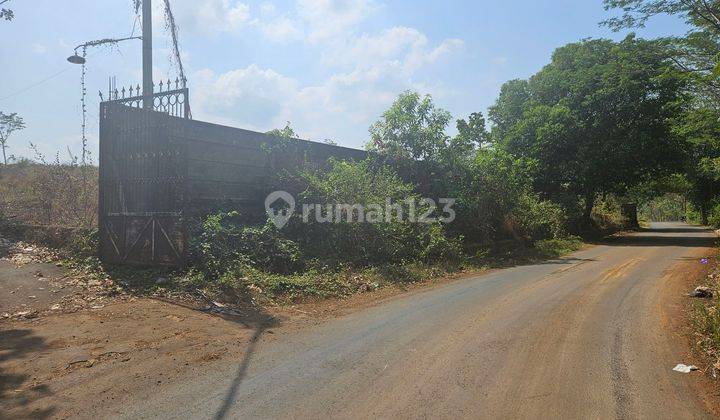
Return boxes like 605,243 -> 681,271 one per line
187,152 -> 578,299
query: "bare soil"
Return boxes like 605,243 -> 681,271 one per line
0,237 -> 493,418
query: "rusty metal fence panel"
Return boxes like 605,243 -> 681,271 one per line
99,104 -> 186,265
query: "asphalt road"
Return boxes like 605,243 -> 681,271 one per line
116,222 -> 717,419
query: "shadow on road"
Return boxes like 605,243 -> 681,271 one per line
541,257 -> 597,265
603,235 -> 717,248
0,328 -> 55,418
641,227 -> 711,234
582,224 -> 718,249
212,302 -> 279,420
604,227 -> 717,248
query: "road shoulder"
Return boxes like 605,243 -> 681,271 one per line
663,246 -> 720,416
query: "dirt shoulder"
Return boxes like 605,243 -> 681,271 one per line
665,245 -> 720,416
1,298 -> 271,418
0,241 -> 508,418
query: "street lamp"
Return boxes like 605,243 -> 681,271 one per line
66,36 -> 142,65
66,36 -> 141,165
66,53 -> 86,65
68,0 -> 159,111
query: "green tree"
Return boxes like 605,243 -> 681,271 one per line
602,0 -> 720,34
266,121 -> 299,139
488,79 -> 531,142
0,112 -> 25,165
602,1 -> 720,225
0,0 -> 14,21
368,91 -> 453,162
491,36 -> 687,225
603,1 -> 720,103
670,105 -> 720,223
368,91 -> 489,193
455,112 -> 489,150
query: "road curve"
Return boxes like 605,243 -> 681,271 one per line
118,222 -> 717,419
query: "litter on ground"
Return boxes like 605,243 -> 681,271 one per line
673,364 -> 699,373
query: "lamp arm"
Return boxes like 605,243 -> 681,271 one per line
73,36 -> 142,54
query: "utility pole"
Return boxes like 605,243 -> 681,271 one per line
143,0 -> 153,110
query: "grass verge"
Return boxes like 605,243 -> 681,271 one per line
54,233 -> 584,307
690,249 -> 720,372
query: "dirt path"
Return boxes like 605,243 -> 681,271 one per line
2,222 -> 718,419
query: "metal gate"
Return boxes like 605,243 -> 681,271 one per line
98,100 -> 187,266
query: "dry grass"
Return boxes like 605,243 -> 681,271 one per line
0,160 -> 98,228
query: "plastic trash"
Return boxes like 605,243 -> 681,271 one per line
673,364 -> 699,373
690,286 -> 714,298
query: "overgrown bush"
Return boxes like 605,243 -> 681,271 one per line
686,205 -> 703,225
707,202 -> 720,228
282,158 -> 464,267
62,229 -> 99,259
534,236 -> 583,258
418,223 -> 463,263
191,211 -> 302,276
0,209 -> 8,231
513,193 -> 567,241
592,195 -> 625,231
190,158 -> 467,290
450,149 -> 570,245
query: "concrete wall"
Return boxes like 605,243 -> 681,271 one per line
99,104 -> 366,266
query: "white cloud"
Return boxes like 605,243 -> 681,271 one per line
296,0 -> 379,43
254,15 -> 302,43
160,0 -> 251,34
327,26 -> 463,75
193,65 -> 299,130
188,1 -> 464,146
153,0 -> 376,44
492,56 -> 508,66
31,43 -> 47,54
192,51 -> 457,146
260,2 -> 277,14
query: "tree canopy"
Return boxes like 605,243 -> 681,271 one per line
0,0 -> 13,21
603,0 -> 720,34
490,36 -> 687,221
603,0 -> 720,223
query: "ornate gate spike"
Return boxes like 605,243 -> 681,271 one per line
101,80 -> 191,118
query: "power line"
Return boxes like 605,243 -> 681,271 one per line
0,67 -> 73,101
0,47 -> 108,102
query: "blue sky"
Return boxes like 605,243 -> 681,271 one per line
0,0 -> 689,160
